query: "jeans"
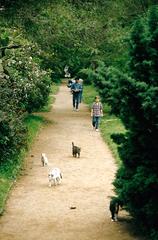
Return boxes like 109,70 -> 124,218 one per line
92,116 -> 100,129
73,92 -> 80,109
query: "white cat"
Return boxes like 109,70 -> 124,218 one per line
48,168 -> 62,187
41,153 -> 48,166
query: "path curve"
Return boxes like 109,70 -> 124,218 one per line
0,82 -> 144,240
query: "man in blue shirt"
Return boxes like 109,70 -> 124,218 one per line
71,77 -> 82,111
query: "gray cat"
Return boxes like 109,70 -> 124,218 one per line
72,142 -> 81,158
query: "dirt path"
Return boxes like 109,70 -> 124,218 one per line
0,82 -> 144,240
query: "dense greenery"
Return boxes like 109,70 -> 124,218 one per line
80,5 -> 158,239
0,0 -> 158,238
0,31 -> 52,164
112,8 -> 158,238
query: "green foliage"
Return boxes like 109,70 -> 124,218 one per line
0,31 -> 9,47
39,83 -> 60,112
0,28 -> 52,165
107,7 -> 158,238
129,19 -> 150,82
81,4 -> 158,238
4,46 -> 52,113
82,84 -> 98,107
101,117 -> 126,164
0,111 -> 27,164
79,67 -> 96,85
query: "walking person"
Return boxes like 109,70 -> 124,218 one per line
71,77 -> 82,111
79,78 -> 83,103
91,96 -> 103,131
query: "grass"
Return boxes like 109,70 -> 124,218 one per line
24,114 -> 47,145
0,83 -> 59,215
83,84 -> 126,164
100,115 -> 125,163
82,84 -> 98,107
0,178 -> 11,215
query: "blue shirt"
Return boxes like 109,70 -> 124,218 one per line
71,82 -> 82,93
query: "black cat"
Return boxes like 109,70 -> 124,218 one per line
109,197 -> 123,221
72,142 -> 81,158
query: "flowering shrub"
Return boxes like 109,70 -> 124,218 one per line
0,29 -> 52,163
4,43 -> 52,112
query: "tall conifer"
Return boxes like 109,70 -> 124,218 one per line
113,7 -> 158,238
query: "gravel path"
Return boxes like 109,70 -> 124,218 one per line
0,82 -> 144,240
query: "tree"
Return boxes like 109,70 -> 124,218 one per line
109,7 -> 158,238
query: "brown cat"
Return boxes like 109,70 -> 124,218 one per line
72,142 -> 81,158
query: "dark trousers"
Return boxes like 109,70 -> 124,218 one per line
110,210 -> 115,220
73,92 -> 80,109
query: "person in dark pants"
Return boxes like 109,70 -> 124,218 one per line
71,77 -> 82,111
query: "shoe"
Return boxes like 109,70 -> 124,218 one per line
95,129 -> 99,132
76,109 -> 79,111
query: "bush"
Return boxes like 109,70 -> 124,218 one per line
111,7 -> 158,237
0,29 -> 52,164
